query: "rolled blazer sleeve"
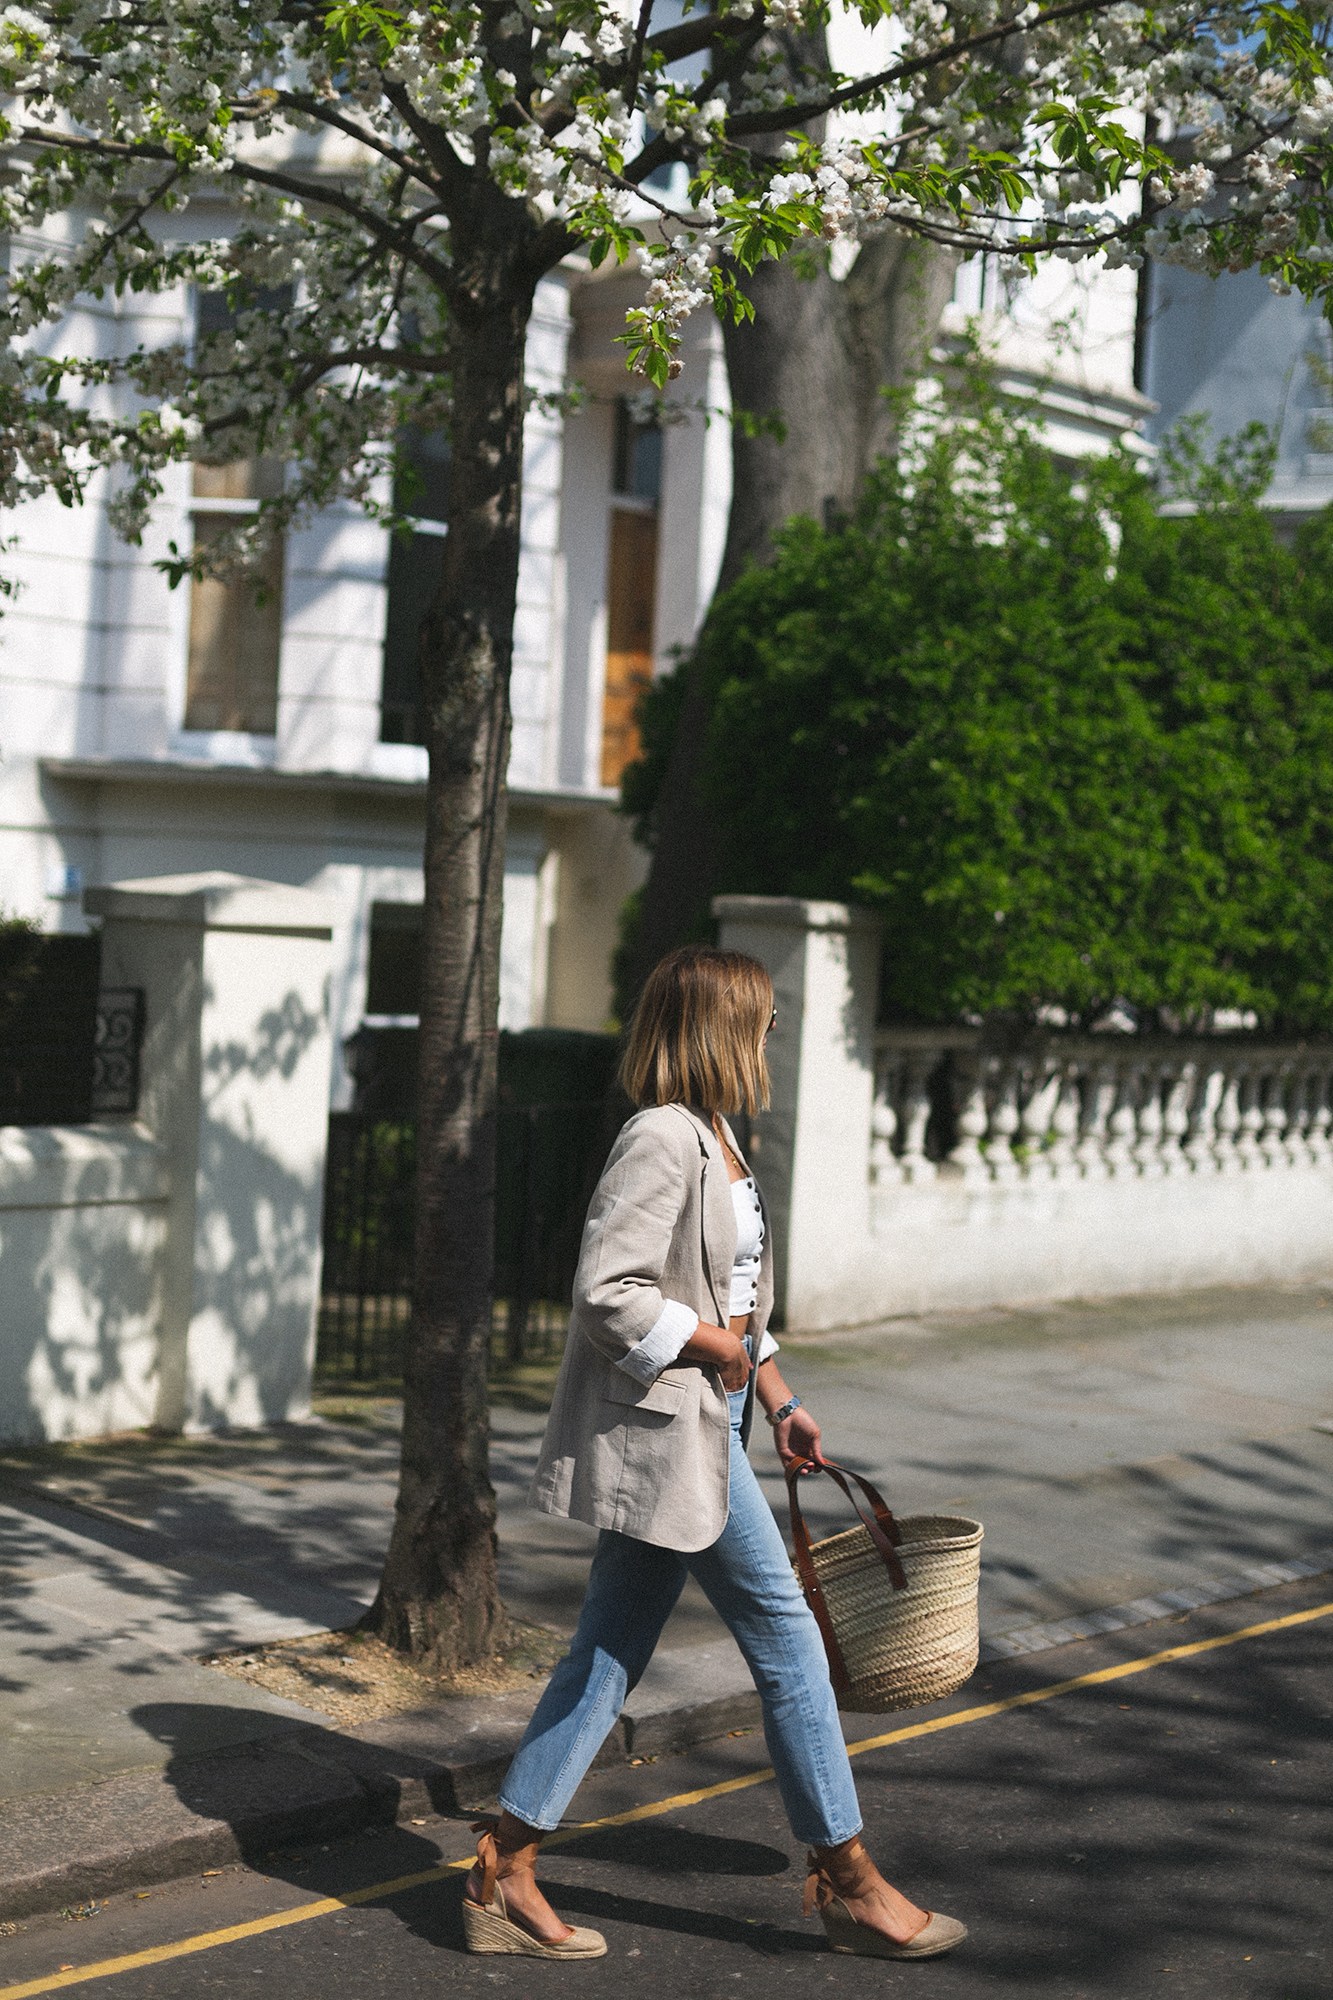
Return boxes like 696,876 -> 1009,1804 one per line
572,1114 -> 698,1371
616,1297 -> 699,1384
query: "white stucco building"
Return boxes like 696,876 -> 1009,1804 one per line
949,239 -> 1153,466
0,260 -> 731,1102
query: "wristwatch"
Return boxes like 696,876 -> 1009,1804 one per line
766,1394 -> 802,1427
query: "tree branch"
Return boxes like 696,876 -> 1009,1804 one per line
258,89 -> 433,186
99,164 -> 184,253
381,79 -> 475,211
298,344 -> 453,374
727,0 -> 1128,137
235,156 -> 455,286
538,9 -> 761,142
619,18 -> 768,181
519,216 -> 582,284
13,125 -> 455,292
644,9 -> 726,66
699,17 -> 774,114
625,0 -> 657,110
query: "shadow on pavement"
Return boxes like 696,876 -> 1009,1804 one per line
123,1587 -> 1329,1995
0,1421 -> 398,1686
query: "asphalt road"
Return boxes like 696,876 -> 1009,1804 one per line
2,1577 -> 1329,2000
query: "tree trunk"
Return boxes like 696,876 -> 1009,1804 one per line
362,219 -> 536,1670
623,234 -> 961,996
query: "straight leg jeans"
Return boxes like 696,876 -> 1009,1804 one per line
498,1387 -> 862,1846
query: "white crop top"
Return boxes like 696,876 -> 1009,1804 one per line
729,1175 -> 765,1316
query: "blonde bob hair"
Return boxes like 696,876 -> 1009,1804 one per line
620,945 -> 773,1117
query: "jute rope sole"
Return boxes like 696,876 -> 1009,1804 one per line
461,1895 -> 608,1960
821,1906 -> 969,1959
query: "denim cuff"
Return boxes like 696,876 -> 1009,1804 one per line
615,1298 -> 699,1384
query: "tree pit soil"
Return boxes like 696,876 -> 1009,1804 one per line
199,1619 -> 566,1727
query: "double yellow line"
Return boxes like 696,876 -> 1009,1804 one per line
3,1597 -> 1329,2000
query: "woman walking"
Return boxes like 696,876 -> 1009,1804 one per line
463,945 -> 967,1964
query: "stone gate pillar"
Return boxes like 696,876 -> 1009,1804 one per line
85,874 -> 334,1431
713,896 -> 881,1329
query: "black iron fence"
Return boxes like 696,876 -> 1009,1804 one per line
494,1095 -> 611,1364
318,1030 -> 624,1382
317,1101 -> 618,1382
317,1113 -> 418,1383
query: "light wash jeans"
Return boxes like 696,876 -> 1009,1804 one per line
498,1382 -> 862,1846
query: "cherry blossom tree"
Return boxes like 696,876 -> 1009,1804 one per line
2,0 -> 1331,1669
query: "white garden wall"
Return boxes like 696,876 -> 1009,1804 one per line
716,896 -> 1333,1329
0,874 -> 334,1443
0,1124 -> 169,1442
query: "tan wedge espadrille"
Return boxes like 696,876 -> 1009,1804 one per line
805,1844 -> 967,1961
462,1823 -> 607,1961
816,1902 -> 969,1960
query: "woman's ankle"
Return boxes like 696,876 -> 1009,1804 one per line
469,1814 -> 547,1909
492,1812 -> 544,1875
813,1834 -> 874,1883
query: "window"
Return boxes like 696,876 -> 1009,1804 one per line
601,400 -> 662,787
183,287 -> 291,736
365,901 -> 424,1017
380,427 -> 451,745
613,396 -> 663,504
183,457 -> 286,733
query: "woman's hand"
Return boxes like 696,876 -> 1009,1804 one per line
681,1321 -> 752,1393
715,1339 -> 752,1393
773,1403 -> 824,1473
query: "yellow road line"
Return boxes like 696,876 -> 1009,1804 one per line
844,1593 -> 1333,1759
3,1595 -> 1328,2000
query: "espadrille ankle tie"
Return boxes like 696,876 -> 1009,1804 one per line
470,1820 -> 542,1906
804,1837 -> 875,1916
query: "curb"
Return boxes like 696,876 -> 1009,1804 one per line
2,1552 -> 1329,1923
976,1545 -> 1333,1663
0,1669 -> 702,1923
0,1704 -> 521,1924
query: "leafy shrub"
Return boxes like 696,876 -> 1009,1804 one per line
624,391 -> 1333,1028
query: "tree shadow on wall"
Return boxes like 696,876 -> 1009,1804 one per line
0,982 -> 328,1445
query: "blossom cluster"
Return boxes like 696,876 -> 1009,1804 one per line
0,0 -> 1330,533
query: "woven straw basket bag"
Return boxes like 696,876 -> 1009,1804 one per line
787,1457 -> 983,1713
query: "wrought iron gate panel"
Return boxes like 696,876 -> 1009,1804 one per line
317,1098 -> 618,1382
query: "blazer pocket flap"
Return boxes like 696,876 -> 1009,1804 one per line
603,1368 -> 688,1415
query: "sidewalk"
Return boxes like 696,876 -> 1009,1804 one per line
2,1284 -> 1331,1919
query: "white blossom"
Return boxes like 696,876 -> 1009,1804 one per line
0,0 -> 1328,518
1294,78 -> 1333,139
1168,163 -> 1215,211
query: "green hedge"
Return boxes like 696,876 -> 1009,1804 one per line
625,395 -> 1333,1028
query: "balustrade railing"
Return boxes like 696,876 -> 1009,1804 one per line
870,1028 -> 1333,1186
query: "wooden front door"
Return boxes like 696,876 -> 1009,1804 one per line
600,505 -> 659,787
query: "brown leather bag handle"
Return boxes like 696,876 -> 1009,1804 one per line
784,1456 -> 908,1592
785,1456 -> 911,1696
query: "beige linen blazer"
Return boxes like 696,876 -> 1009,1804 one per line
529,1101 -> 775,1552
